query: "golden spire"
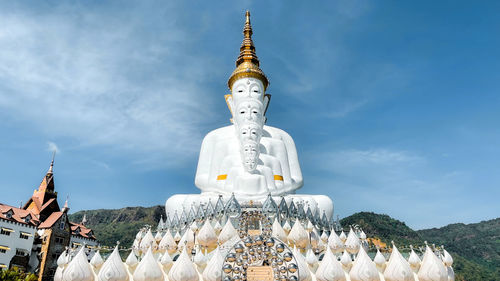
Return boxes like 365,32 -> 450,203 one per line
236,11 -> 259,66
228,11 -> 269,90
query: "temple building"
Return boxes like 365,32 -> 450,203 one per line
0,157 -> 98,281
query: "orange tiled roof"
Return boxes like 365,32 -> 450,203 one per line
38,211 -> 64,229
69,222 -> 96,240
40,198 -> 56,211
0,203 -> 39,226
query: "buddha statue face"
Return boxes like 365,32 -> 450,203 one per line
226,78 -> 269,124
231,78 -> 265,104
241,140 -> 259,172
237,121 -> 262,143
243,156 -> 258,172
234,99 -> 264,125
242,140 -> 259,159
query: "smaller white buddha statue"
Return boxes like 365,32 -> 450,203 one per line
217,139 -> 284,197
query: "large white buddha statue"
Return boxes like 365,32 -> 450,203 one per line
166,11 -> 333,220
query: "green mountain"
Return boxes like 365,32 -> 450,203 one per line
418,218 -> 500,280
70,207 -> 500,281
341,212 -> 500,281
339,211 -> 421,246
69,205 -> 165,247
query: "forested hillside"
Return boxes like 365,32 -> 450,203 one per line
339,212 -> 421,246
418,218 -> 500,280
341,212 -> 500,281
69,205 -> 165,247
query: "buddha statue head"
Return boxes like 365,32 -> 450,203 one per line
226,11 -> 270,123
237,121 -> 262,143
226,80 -> 269,124
234,98 -> 264,125
242,139 -> 259,159
232,78 -> 265,103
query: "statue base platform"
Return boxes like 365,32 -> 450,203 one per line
165,192 -> 333,220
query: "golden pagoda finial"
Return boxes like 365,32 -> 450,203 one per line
228,10 -> 269,90
236,11 -> 259,67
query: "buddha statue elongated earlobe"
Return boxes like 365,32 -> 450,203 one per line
263,94 -> 271,116
225,94 -> 235,123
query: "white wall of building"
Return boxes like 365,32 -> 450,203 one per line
0,218 -> 36,269
70,235 -> 99,260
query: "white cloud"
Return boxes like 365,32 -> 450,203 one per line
47,141 -> 60,154
323,99 -> 369,119
312,148 -> 424,183
0,4 -> 219,167
332,148 -> 423,165
304,147 -> 492,229
305,148 -> 445,228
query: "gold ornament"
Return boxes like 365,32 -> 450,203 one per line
228,11 -> 269,91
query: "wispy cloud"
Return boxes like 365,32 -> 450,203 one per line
330,148 -> 423,166
322,99 -> 369,118
0,3 -> 219,167
47,141 -> 60,154
304,146 -> 497,229
89,159 -> 111,171
270,36 -> 413,120
311,148 -> 424,182
304,147 -> 457,228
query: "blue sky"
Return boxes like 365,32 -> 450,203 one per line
0,0 -> 499,230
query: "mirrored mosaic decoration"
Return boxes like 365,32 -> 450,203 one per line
222,201 -> 299,281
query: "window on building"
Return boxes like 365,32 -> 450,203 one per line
5,210 -> 13,219
55,237 -> 64,244
52,251 -> 61,261
59,215 -> 66,230
16,249 -> 27,256
0,246 -> 9,253
1,228 -> 13,236
24,215 -> 31,224
19,232 -> 30,240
